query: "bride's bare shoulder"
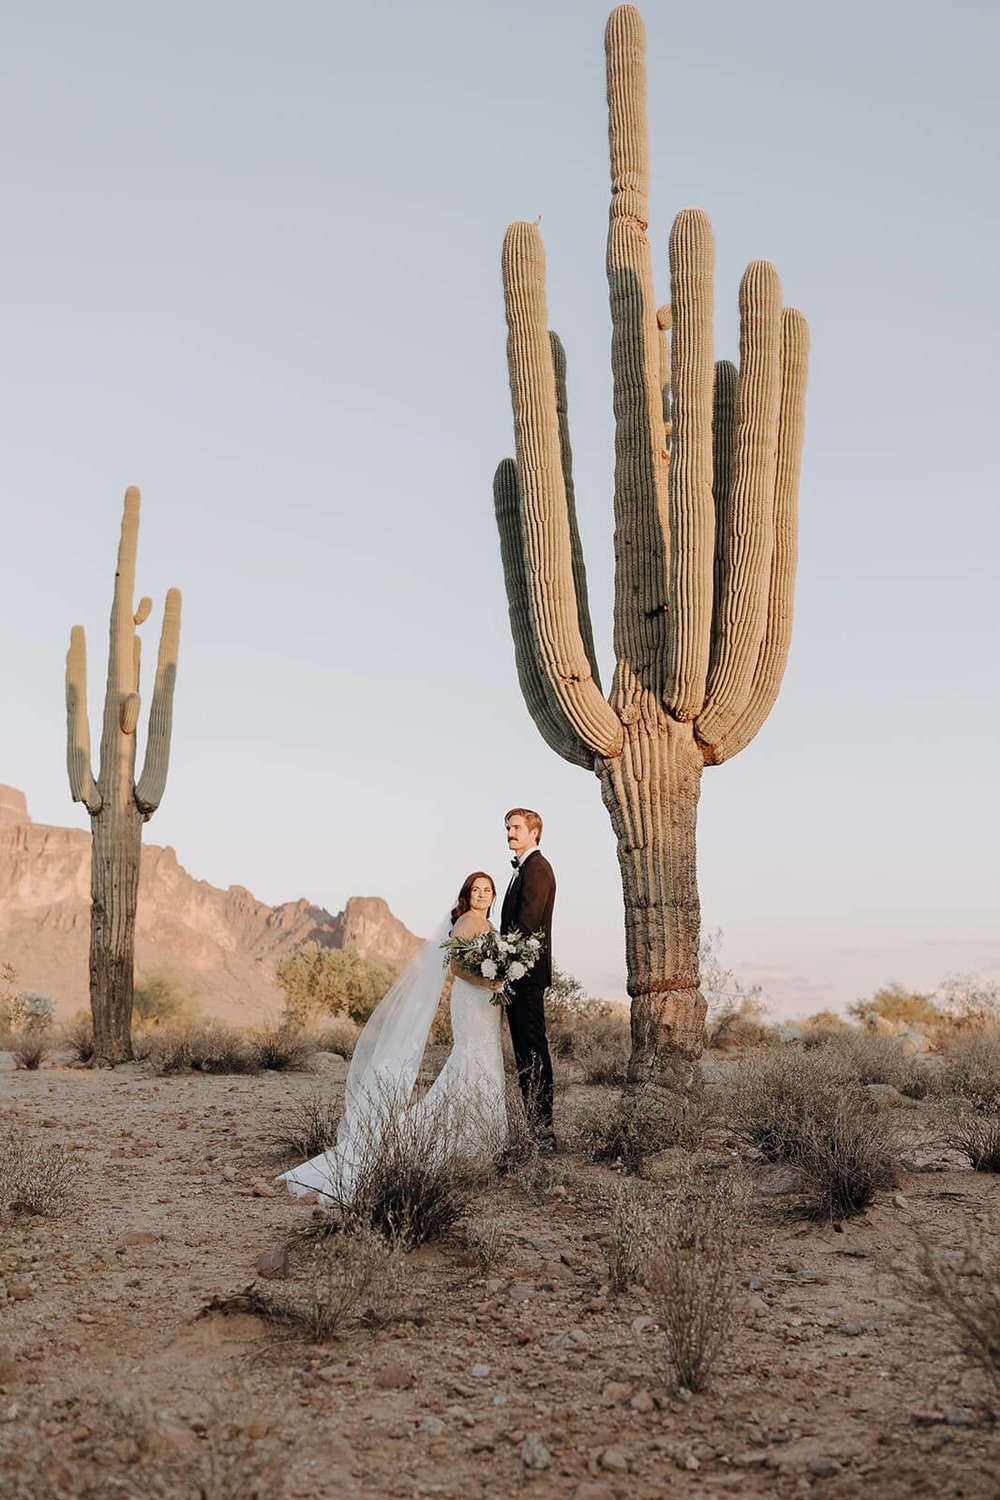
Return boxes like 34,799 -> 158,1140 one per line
451,913 -> 488,938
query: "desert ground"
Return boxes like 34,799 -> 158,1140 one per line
0,1037 -> 997,1500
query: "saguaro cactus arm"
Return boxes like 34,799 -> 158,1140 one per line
502,220 -> 624,761
697,260 -> 783,746
605,5 -> 670,692
65,626 -> 102,814
135,587 -> 182,814
698,308 -> 809,764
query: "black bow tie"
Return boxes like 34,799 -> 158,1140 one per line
510,857 -> 520,870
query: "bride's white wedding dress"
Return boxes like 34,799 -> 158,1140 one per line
279,921 -> 507,1207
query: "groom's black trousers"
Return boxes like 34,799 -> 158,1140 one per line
506,980 -> 554,1132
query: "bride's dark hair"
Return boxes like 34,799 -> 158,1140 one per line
451,871 -> 496,924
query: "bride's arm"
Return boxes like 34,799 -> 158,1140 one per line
449,914 -> 502,991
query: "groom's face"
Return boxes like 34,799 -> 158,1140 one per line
506,815 -> 537,857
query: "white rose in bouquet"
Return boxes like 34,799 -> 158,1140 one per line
507,961 -> 526,981
480,959 -> 498,980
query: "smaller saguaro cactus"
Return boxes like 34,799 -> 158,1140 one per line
66,486 -> 181,1065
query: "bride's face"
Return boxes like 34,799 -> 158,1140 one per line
469,878 -> 494,913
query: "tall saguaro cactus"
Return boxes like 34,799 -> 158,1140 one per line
65,487 -> 181,1065
495,6 -> 809,1083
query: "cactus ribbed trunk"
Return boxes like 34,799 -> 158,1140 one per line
598,706 -> 706,1079
65,487 -> 181,1067
89,796 -> 142,1063
493,6 -> 809,1085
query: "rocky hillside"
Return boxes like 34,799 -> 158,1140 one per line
0,785 -> 421,1023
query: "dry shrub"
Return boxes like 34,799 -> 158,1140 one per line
497,1078 -> 560,1199
574,1083 -> 705,1174
246,1021 -> 314,1072
8,1030 -> 50,1070
724,1048 -> 900,1218
608,1181 -> 657,1290
253,1223 -> 406,1341
814,1027 -> 934,1099
272,1088 -> 341,1160
345,1088 -> 498,1248
902,1219 -> 1000,1399
147,1020 -> 257,1075
311,1015 -> 362,1059
647,1171 -> 747,1392
62,1011 -> 95,1063
943,1114 -> 1000,1173
941,1030 -> 1000,1113
558,1010 -> 631,1085
0,1130 -> 76,1217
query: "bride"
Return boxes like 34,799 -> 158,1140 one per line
279,872 -> 507,1206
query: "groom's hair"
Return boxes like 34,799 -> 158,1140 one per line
505,807 -> 543,844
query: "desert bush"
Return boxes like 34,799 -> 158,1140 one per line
1,990 -> 56,1036
9,1030 -> 50,1069
253,1224 -> 407,1342
936,974 -> 1000,1037
62,1011 -> 95,1062
903,1220 -> 1000,1399
944,1114 -> 1000,1173
941,1030 -> 1000,1113
0,1129 -> 76,1216
246,1021 -> 314,1071
850,980 -> 943,1030
790,1106 -> 900,1219
608,1181 -> 657,1291
132,969 -> 195,1029
820,1027 -> 934,1099
574,1083 -> 705,1174
276,945 -> 395,1027
311,1015 -> 362,1059
345,1089 -> 497,1248
647,1171 -> 746,1392
553,1004 -> 631,1085
272,1088 -> 341,1160
146,1020 -> 257,1075
724,1047 -> 900,1218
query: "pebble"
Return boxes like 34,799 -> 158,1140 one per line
374,1362 -> 414,1391
118,1230 -> 158,1249
506,1283 -> 534,1303
573,1486 -> 617,1500
245,1418 -> 270,1439
251,1179 -> 277,1198
631,1315 -> 655,1335
221,1166 -> 237,1182
421,1416 -> 446,1436
0,1349 -> 18,1385
808,1459 -> 841,1477
471,1363 -> 491,1378
598,1445 -> 630,1473
256,1245 -> 289,1280
521,1432 -> 552,1470
8,1285 -> 32,1302
630,1390 -> 654,1414
944,1408 -> 978,1427
602,1381 -> 632,1405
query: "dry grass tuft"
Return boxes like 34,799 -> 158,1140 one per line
574,1082 -> 705,1174
724,1048 -> 901,1218
146,1019 -> 258,1075
941,1030 -> 1000,1113
647,1170 -> 747,1392
943,1114 -> 1000,1173
0,1129 -> 77,1217
272,1088 -> 341,1161
901,1219 -> 1000,1399
819,1027 -> 935,1099
62,1012 -> 95,1063
246,1021 -> 315,1072
607,1180 -> 657,1291
311,1015 -> 362,1059
8,1030 -> 50,1070
245,1223 -> 407,1342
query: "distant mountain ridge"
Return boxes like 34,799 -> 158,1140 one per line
0,785 -> 421,1022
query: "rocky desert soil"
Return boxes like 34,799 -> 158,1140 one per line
0,1050 -> 997,1500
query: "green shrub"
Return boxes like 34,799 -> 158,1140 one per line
276,946 -> 395,1027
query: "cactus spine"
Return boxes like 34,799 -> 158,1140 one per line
495,5 -> 809,1082
65,487 -> 181,1065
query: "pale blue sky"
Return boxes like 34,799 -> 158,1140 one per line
2,0 -> 997,1014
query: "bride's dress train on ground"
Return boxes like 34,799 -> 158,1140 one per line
279,924 -> 507,1207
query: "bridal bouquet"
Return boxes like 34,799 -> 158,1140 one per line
441,928 -> 543,1007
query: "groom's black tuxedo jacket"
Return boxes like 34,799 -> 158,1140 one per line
501,851 -> 555,990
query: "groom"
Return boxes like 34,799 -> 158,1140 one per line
501,807 -> 556,1147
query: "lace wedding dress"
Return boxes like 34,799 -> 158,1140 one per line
279,922 -> 507,1207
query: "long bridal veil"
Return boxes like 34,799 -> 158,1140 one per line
280,916 -> 451,1205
